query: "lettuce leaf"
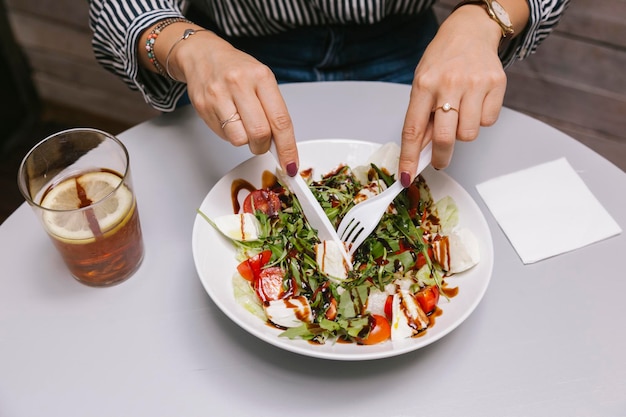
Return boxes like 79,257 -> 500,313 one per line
434,196 -> 459,234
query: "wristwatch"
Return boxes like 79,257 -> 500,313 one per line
454,0 -> 515,38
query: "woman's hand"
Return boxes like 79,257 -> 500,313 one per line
398,4 -> 514,186
168,27 -> 299,176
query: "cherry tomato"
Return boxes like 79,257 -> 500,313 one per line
255,266 -> 288,303
394,239 -> 410,255
243,189 -> 281,216
325,297 -> 338,320
384,295 -> 394,321
415,285 -> 439,315
358,314 -> 391,345
236,260 -> 255,282
236,250 -> 272,282
416,246 -> 434,270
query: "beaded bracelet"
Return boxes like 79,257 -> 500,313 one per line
165,28 -> 209,81
145,17 -> 193,77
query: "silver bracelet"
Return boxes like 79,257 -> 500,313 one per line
165,28 -> 209,81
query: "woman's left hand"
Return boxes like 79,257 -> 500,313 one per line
398,4 -> 508,185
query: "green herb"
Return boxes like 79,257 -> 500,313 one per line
203,161 -> 451,345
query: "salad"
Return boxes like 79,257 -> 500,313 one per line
203,143 -> 479,345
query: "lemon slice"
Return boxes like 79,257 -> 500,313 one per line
41,171 -> 134,241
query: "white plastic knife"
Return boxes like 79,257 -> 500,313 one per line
269,144 -> 353,269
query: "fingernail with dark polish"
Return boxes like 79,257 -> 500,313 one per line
400,172 -> 411,188
286,162 -> 298,177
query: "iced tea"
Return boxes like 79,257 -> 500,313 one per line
19,128 -> 145,286
40,169 -> 144,286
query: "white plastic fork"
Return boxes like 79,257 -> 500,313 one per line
336,142 -> 433,255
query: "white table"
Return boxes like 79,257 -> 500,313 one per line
1,82 -> 625,416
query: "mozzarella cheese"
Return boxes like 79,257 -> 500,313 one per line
213,213 -> 262,241
264,296 -> 313,328
449,228 -> 480,273
353,142 -> 401,184
315,240 -> 350,280
432,227 -> 480,274
366,286 -> 394,317
353,179 -> 387,204
391,290 -> 429,341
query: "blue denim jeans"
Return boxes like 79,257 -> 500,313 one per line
179,9 -> 438,106
229,11 -> 438,85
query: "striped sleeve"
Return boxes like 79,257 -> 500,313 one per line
500,0 -> 570,69
87,0 -> 570,112
88,0 -> 189,111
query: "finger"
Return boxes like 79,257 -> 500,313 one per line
456,93 -> 482,142
184,79 -> 252,151
228,83 -> 273,155
256,82 -> 299,176
186,84 -> 232,141
417,120 -> 434,170
430,101 -> 459,169
218,109 -> 249,146
231,99 -> 272,155
481,81 -> 506,127
398,88 -> 435,186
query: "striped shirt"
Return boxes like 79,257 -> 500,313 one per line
88,0 -> 570,111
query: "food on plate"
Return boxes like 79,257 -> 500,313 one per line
212,213 -> 262,241
202,143 -> 480,345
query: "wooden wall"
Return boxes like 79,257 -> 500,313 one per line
4,0 -> 159,129
5,0 -> 626,170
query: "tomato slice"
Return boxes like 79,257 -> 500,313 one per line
236,249 -> 272,282
415,285 -> 440,315
384,295 -> 393,321
243,189 -> 281,216
394,239 -> 410,255
325,297 -> 338,320
358,314 -> 391,345
236,260 -> 255,282
255,266 -> 288,303
416,246 -> 434,270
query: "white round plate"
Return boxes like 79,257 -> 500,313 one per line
192,139 -> 494,361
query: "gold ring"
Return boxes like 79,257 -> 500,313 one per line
220,112 -> 241,129
433,103 -> 459,113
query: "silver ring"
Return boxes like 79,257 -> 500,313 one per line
220,112 -> 241,129
433,103 -> 459,113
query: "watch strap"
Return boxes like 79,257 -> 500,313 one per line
453,0 -> 515,38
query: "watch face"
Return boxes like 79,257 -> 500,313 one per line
491,1 -> 513,27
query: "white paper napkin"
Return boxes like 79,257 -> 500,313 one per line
476,158 -> 622,264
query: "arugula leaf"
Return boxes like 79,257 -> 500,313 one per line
223,161 -> 453,345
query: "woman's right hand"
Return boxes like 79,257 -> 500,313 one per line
165,25 -> 300,176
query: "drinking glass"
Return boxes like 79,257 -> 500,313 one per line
18,128 -> 144,286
